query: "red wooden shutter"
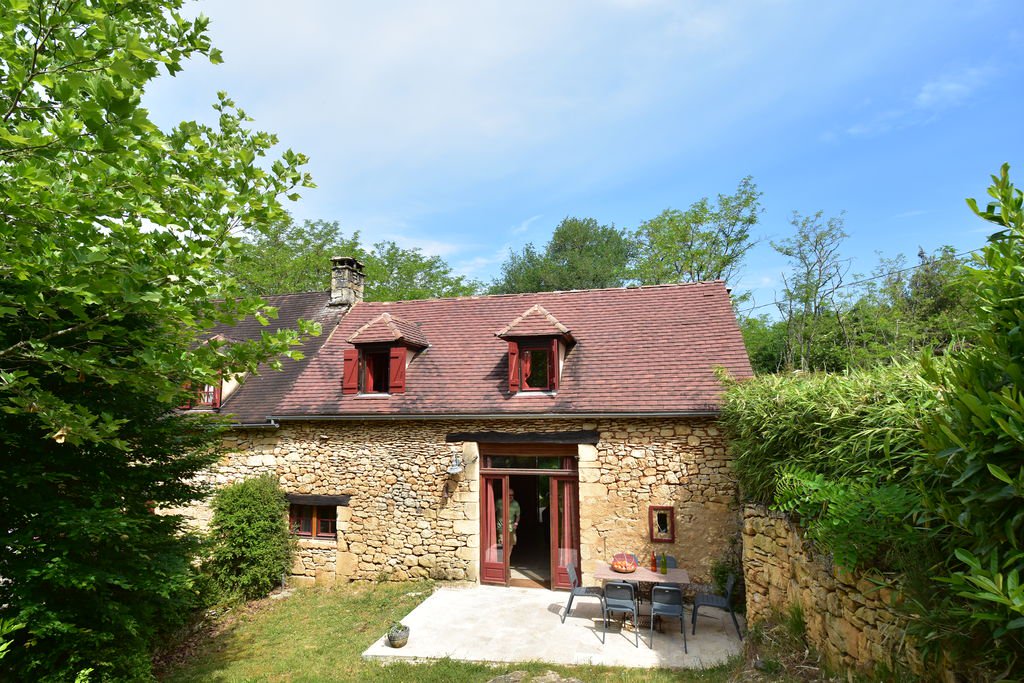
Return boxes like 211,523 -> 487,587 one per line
550,338 -> 559,390
389,346 -> 406,394
507,341 -> 520,393
212,375 -> 223,408
342,349 -> 359,394
178,382 -> 193,410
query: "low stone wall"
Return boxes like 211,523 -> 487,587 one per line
178,416 -> 739,586
742,505 -> 911,674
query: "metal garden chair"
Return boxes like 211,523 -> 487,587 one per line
561,562 -> 604,623
691,573 -> 742,640
649,585 -> 687,653
601,580 -> 639,647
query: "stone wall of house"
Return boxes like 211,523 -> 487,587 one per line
578,417 -> 737,583
179,417 -> 739,586
743,505 -> 914,674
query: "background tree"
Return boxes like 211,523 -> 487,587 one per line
0,0 -> 314,678
842,246 -> 975,367
634,176 -> 762,293
364,239 -> 479,301
490,216 -> 635,293
742,244 -> 975,375
230,219 -> 479,300
739,314 -> 789,374
231,219 -> 361,295
771,211 -> 851,371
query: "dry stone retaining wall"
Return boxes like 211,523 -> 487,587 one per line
743,505 -> 913,674
180,417 -> 740,586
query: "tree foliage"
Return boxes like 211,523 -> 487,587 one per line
207,475 -> 293,601
364,239 -> 480,301
634,176 -> 762,290
913,163 -> 1024,667
771,211 -> 851,372
230,219 -> 361,296
490,216 -> 635,293
0,0 -> 315,679
743,245 -> 975,374
230,218 -> 479,300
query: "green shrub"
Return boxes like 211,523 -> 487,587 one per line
910,164 -> 1024,675
775,466 -> 921,570
0,401 -> 224,682
207,475 -> 293,601
720,362 -> 936,505
710,533 -> 745,612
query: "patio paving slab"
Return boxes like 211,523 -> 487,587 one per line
363,584 -> 743,669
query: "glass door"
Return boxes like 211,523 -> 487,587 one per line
549,476 -> 579,590
480,474 -> 509,585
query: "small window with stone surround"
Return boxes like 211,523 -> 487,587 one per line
289,504 -> 337,539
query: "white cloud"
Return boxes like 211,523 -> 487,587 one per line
915,68 -> 991,109
454,245 -> 513,279
843,66 -> 993,138
510,214 -> 542,235
378,233 -> 463,258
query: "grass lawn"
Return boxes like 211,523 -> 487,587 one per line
158,582 -> 740,683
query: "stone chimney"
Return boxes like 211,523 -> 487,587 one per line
330,256 -> 365,307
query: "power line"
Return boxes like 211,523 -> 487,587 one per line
737,248 -> 978,317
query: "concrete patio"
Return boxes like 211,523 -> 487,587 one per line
363,584 -> 744,669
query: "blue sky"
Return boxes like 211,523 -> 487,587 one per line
145,1 -> 1024,311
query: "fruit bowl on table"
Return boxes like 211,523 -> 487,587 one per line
610,554 -> 638,573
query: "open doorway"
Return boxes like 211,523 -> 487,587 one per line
507,474 -> 551,587
479,445 -> 579,590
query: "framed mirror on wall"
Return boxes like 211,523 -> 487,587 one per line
649,505 -> 675,543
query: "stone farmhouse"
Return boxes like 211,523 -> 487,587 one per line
182,257 -> 752,589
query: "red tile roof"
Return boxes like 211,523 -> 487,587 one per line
264,281 -> 752,419
210,292 -> 343,425
495,304 -> 573,340
347,312 -> 429,348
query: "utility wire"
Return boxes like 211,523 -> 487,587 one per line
738,248 -> 978,317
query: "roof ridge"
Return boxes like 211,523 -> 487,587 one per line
351,280 -> 727,307
494,303 -> 572,338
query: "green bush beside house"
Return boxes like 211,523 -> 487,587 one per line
207,475 -> 295,602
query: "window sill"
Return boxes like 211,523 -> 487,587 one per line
511,390 -> 558,397
294,535 -> 338,545
355,393 -> 391,399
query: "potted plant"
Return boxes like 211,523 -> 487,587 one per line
386,621 -> 410,648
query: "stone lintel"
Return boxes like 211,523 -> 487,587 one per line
444,430 -> 599,444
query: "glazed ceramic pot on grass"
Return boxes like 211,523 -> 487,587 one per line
386,622 -> 410,648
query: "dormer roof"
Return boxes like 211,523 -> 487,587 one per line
495,304 -> 574,342
347,312 -> 428,348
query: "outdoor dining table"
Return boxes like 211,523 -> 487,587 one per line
592,562 -> 691,631
592,561 -> 690,586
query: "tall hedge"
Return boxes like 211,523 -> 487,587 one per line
208,475 -> 293,601
720,363 -> 936,504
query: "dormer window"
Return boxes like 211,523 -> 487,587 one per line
343,344 -> 403,394
342,313 -> 428,396
361,347 -> 391,393
496,304 -> 574,395
513,340 -> 556,391
179,375 -> 222,409
195,381 -> 223,407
